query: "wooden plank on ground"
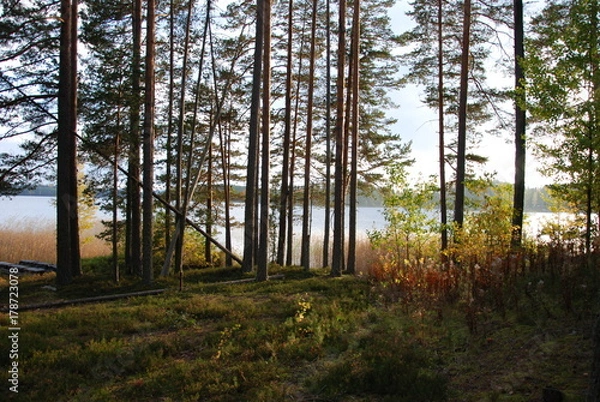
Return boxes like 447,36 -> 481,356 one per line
19,260 -> 57,271
216,274 -> 285,285
0,288 -> 168,312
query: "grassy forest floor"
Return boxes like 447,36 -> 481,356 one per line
0,260 -> 597,402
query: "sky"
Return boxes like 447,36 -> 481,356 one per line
387,1 -> 551,189
0,0 -> 552,189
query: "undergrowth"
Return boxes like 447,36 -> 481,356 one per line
0,256 -> 597,401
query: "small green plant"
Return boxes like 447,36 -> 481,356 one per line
212,323 -> 242,360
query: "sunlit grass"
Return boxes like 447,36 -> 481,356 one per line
0,258 -> 595,401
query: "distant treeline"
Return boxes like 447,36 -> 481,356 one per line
19,185 -> 57,196
20,184 -> 552,212
355,185 -> 552,212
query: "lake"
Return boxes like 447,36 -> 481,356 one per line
0,195 -> 563,247
0,196 -> 387,258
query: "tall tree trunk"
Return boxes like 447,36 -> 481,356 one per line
57,0 -> 75,286
205,142 -> 213,265
142,0 -> 156,285
113,105 -> 121,283
127,0 -> 143,276
591,0 -> 600,263
286,128 -> 297,266
173,0 -> 195,276
323,0 -> 332,268
165,0 -> 176,258
438,0 -> 448,254
347,0 -> 360,275
243,0 -> 264,272
219,120 -> 233,267
453,0 -> 471,229
277,0 -> 294,267
285,22 -> 308,266
511,0 -> 526,249
69,0 -> 81,277
257,0 -> 272,282
301,0 -> 318,271
331,0 -> 347,277
585,0 -> 599,259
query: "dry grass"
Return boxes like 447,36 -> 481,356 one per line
281,233 -> 376,272
0,218 -> 110,264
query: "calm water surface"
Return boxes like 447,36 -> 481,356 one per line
0,195 -> 557,240
0,196 -> 387,234
0,196 -> 57,223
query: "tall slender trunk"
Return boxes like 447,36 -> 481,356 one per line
243,0 -> 264,272
453,0 -> 471,229
257,0 -> 272,282
219,120 -> 233,267
437,0 -> 448,254
277,0 -> 294,267
285,19 -> 308,266
347,0 -> 360,275
331,0 -> 347,276
322,0 -> 332,268
57,0 -> 75,286
300,0 -> 318,271
205,142 -> 213,264
591,0 -> 600,260
142,0 -> 156,285
165,0 -> 176,257
585,0 -> 599,258
113,103 -> 121,283
127,0 -> 143,275
174,0 -> 196,276
69,0 -> 81,277
511,0 -> 526,249
286,130 -> 296,266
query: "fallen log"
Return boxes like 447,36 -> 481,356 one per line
0,262 -> 48,275
19,260 -> 57,272
0,288 -> 167,312
216,274 -> 285,285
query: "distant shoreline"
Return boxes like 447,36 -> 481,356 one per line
15,184 -> 553,212
18,186 -> 56,197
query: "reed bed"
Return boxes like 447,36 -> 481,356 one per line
0,217 -> 110,264
277,233 -> 376,272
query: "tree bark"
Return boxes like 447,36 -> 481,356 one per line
453,0 -> 471,229
219,121 -> 233,267
243,0 -> 264,273
277,0 -> 294,267
331,0 -> 347,277
173,0 -> 195,277
142,0 -> 156,285
256,0 -> 272,282
301,0 -> 318,271
69,0 -> 81,277
323,0 -> 333,268
511,0 -> 526,249
205,142 -> 213,265
165,0 -> 176,260
127,0 -> 143,276
347,0 -> 360,275
57,0 -> 75,286
437,0 -> 448,254
113,105 -> 121,283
